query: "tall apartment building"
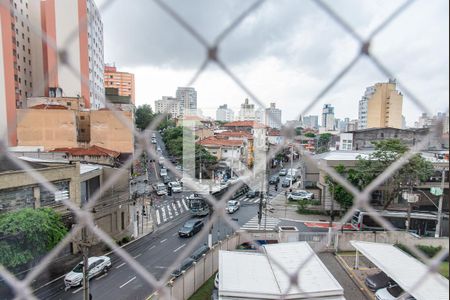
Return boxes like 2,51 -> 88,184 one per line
1,0 -> 104,146
321,104 -> 335,131
154,96 -> 181,117
104,64 -> 135,104
216,104 -> 234,122
302,115 -> 319,129
265,103 -> 282,129
238,98 -> 256,121
358,79 -> 403,129
41,0 -> 105,109
176,87 -> 197,116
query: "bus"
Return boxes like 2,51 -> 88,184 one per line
351,209 -> 449,237
187,180 -> 250,217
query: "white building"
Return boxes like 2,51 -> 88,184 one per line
154,96 -> 181,117
265,103 -> 282,129
303,115 -> 319,129
358,86 -> 375,129
176,87 -> 197,116
322,104 -> 335,131
339,132 -> 354,151
238,98 -> 257,121
216,104 -> 234,122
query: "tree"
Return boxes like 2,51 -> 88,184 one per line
326,165 -> 356,210
135,104 -> 154,131
0,208 -> 68,269
317,133 -> 332,153
354,139 -> 434,209
304,132 -> 316,138
295,127 -> 302,136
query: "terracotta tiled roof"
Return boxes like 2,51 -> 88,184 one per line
30,104 -> 69,110
51,145 -> 120,157
198,136 -> 243,147
216,131 -> 253,139
268,129 -> 281,136
223,121 -> 267,128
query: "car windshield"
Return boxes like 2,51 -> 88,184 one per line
387,285 -> 404,297
171,182 -> 180,187
72,262 -> 84,273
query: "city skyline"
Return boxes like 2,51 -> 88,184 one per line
97,0 -> 448,127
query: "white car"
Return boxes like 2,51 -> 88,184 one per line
160,168 -> 168,177
156,146 -> 162,153
158,157 -> 165,165
151,137 -> 157,144
169,181 -> 182,193
214,272 -> 219,289
64,256 -> 111,288
288,190 -> 314,201
226,200 -> 240,214
375,284 -> 415,300
155,183 -> 167,196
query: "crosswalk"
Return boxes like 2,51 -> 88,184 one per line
241,215 -> 280,231
153,195 -> 263,226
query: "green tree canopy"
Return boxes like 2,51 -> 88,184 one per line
0,208 -> 68,269
135,104 -> 154,131
304,132 -> 316,138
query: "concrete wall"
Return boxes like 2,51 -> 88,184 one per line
335,231 -> 449,252
90,110 -> 134,154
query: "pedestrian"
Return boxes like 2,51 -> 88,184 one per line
275,184 -> 278,192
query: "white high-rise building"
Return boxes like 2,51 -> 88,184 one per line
322,104 -> 335,131
216,104 -> 234,122
176,87 -> 197,116
238,98 -> 256,121
265,103 -> 282,129
358,86 -> 375,129
155,96 -> 181,117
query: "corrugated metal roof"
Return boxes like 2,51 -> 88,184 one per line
350,241 -> 449,300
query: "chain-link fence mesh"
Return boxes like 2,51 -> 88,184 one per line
0,0 -> 448,299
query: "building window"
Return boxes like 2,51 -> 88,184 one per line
380,133 -> 384,138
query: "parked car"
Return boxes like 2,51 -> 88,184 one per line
246,189 -> 260,198
286,175 -> 296,183
281,178 -> 291,188
179,219 -> 204,237
169,181 -> 182,193
269,175 -> 280,185
279,169 -> 287,176
152,133 -> 156,138
170,257 -> 195,278
226,200 -> 240,214
375,284 -> 415,300
288,190 -> 314,201
155,183 -> 167,196
160,168 -> 168,177
156,146 -> 162,153
158,156 -> 165,165
365,271 -> 394,292
151,138 -> 157,144
64,256 -> 111,288
176,165 -> 182,171
190,245 -> 210,261
162,175 -> 171,184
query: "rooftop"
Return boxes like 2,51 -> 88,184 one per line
0,156 -> 48,173
215,131 -> 253,139
198,136 -> 244,147
51,145 -> 120,158
29,104 -> 69,110
223,121 -> 267,129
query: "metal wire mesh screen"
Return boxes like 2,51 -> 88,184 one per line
0,0 -> 448,299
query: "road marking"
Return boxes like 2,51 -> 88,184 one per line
133,253 -> 142,259
154,266 -> 166,269
72,287 -> 83,294
156,209 -> 161,225
172,232 -> 178,236
182,199 -> 189,211
161,206 -> 167,222
173,244 -> 186,253
116,262 -> 126,269
119,276 -> 136,289
149,245 -> 156,251
160,238 -> 167,243
172,203 -> 178,216
96,273 -> 108,280
253,199 -> 260,203
176,200 -> 182,211
167,205 -> 173,219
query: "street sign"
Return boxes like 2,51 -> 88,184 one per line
430,187 -> 443,196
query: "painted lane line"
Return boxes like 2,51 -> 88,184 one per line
119,276 -> 136,289
72,287 -> 83,294
133,253 -> 142,259
161,206 -> 167,222
172,232 -> 178,236
149,245 -> 156,251
173,244 -> 186,253
156,209 -> 161,225
167,205 -> 173,219
95,273 -> 108,280
160,238 -> 167,243
172,203 -> 178,216
182,199 -> 188,211
176,200 -> 182,211
116,262 -> 126,269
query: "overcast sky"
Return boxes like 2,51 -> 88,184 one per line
96,0 -> 449,126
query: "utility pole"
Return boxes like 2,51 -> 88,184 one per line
81,227 -> 90,300
435,168 -> 447,238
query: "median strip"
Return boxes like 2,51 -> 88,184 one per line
119,276 -> 136,289
173,244 -> 186,253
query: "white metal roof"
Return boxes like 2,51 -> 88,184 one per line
350,241 -> 449,300
219,242 -> 345,299
80,164 -> 102,175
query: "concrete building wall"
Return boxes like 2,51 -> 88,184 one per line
90,110 -> 134,154
367,82 -> 403,129
104,66 -> 135,104
17,109 -> 78,149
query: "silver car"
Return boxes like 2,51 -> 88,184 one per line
288,190 -> 314,201
64,256 -> 111,288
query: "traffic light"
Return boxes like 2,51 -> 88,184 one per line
167,186 -> 172,196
